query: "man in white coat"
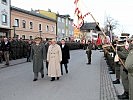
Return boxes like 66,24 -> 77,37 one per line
47,39 -> 62,81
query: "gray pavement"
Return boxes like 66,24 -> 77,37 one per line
0,58 -> 27,68
0,50 -> 119,100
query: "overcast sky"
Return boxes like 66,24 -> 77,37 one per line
11,0 -> 133,36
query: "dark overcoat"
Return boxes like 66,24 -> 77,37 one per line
60,44 -> 70,64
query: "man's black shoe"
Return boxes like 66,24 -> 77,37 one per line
113,79 -> 120,84
118,92 -> 129,99
41,74 -> 44,78
86,63 -> 91,65
57,77 -> 59,80
66,70 -> 68,74
51,77 -> 55,81
33,78 -> 38,81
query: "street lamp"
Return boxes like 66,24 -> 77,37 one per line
39,30 -> 42,38
12,25 -> 17,38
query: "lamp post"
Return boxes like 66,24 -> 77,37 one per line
39,30 -> 42,38
12,25 -> 17,38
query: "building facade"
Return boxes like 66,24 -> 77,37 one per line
11,6 -> 56,40
34,9 -> 74,41
57,14 -> 74,41
0,0 -> 11,38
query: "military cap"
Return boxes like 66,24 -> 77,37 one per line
87,40 -> 91,42
34,37 -> 42,41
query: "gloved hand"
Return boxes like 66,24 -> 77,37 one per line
123,68 -> 128,74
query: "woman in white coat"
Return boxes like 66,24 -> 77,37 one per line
47,39 -> 62,81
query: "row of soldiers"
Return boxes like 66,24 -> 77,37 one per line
0,37 -> 32,63
103,38 -> 133,100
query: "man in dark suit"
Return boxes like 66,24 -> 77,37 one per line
60,39 -> 70,75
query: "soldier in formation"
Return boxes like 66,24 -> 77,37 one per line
103,39 -> 130,99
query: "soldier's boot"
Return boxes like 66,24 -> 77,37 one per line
113,79 -> 120,84
118,91 -> 129,99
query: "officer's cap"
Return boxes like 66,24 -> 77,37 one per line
34,37 -> 42,41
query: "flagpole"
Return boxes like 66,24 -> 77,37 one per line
73,0 -> 125,67
89,12 -> 126,68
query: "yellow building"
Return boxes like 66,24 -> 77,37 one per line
35,10 -> 56,20
74,28 -> 80,39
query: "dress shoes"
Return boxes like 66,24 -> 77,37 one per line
113,79 -> 120,84
41,74 -> 44,78
57,77 -> 60,80
118,92 -> 129,99
66,70 -> 68,74
51,77 -> 55,81
86,63 -> 91,65
33,78 -> 38,81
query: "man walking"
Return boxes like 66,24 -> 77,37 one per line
60,39 -> 70,75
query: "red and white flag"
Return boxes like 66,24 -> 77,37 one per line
73,0 -> 90,29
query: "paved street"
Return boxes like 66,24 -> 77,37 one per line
0,50 -> 118,100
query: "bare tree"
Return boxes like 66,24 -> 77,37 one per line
104,16 -> 119,42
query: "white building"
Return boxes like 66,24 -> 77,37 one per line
0,0 -> 11,37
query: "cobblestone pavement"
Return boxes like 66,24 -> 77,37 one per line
100,55 -> 118,100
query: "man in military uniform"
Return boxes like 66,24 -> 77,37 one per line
125,38 -> 133,100
10,37 -> 17,60
86,40 -> 93,64
117,41 -> 129,99
113,40 -> 121,84
30,37 -> 46,81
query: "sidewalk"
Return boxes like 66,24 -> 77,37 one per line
100,53 -> 126,100
100,55 -> 118,100
0,58 -> 27,69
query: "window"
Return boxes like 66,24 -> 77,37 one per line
58,17 -> 60,22
66,19 -> 68,26
51,26 -> 54,32
14,19 -> 19,27
62,29 -> 65,33
58,28 -> 61,33
2,0 -> 7,4
62,18 -> 65,23
30,22 -> 33,29
22,20 -> 26,28
30,36 -> 32,40
2,14 -> 7,24
39,24 -> 42,31
22,35 -> 25,39
46,25 -> 49,32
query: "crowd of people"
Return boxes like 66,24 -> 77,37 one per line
103,38 -> 133,100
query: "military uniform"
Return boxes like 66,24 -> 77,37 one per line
86,40 -> 93,64
10,39 -> 17,60
125,43 -> 133,100
117,46 -> 129,99
30,38 -> 46,81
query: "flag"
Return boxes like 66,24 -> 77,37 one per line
73,0 -> 90,29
